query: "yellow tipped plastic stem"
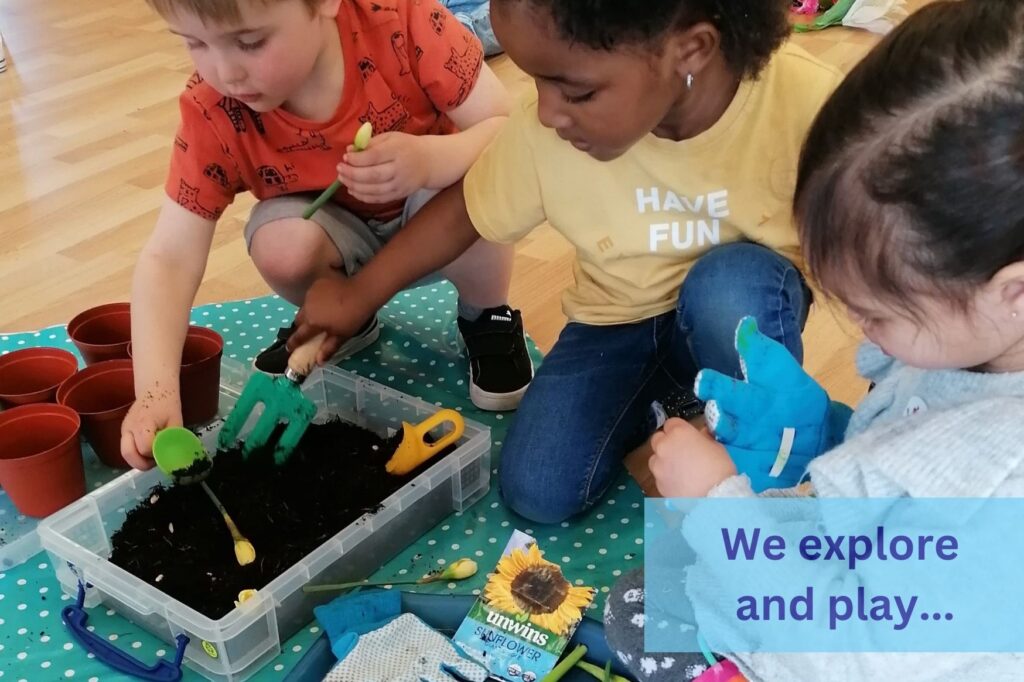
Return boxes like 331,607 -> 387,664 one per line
303,557 -> 478,593
234,589 -> 259,608
302,122 -> 373,220
199,481 -> 256,566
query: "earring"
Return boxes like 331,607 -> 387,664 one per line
1014,311 -> 1020,319
686,73 -> 694,90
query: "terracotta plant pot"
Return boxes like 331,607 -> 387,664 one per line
57,359 -> 135,469
0,403 -> 86,517
67,302 -> 131,365
179,326 -> 223,425
128,326 -> 224,426
0,347 -> 79,408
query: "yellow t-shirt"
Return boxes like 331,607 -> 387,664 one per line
464,43 -> 842,325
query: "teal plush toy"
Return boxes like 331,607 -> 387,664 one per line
694,317 -> 852,491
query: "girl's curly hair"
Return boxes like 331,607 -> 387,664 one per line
500,0 -> 790,79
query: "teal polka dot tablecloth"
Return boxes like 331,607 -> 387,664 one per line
0,284 -> 646,681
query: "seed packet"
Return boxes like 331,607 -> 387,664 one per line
453,530 -> 596,682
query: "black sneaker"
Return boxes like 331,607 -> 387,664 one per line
457,305 -> 533,411
253,316 -> 381,375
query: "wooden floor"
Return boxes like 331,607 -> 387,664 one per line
0,1 -> 928,412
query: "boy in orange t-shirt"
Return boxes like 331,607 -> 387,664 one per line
121,0 -> 533,469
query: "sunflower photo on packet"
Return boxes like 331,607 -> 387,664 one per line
453,530 -> 596,682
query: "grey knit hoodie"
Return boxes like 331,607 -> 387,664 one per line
690,343 -> 1024,681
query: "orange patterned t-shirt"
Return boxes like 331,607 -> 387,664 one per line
165,0 -> 483,223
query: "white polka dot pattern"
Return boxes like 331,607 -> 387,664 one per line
0,291 -> 643,679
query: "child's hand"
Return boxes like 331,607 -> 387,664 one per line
648,418 -> 738,498
336,132 -> 435,204
289,277 -> 375,364
120,388 -> 182,470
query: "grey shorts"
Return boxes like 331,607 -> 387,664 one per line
243,188 -> 439,278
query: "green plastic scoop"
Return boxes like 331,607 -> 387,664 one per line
152,427 -> 256,566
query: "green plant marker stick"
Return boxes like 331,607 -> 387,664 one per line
576,660 -> 630,682
541,644 -> 587,682
303,558 -> 478,593
303,578 -> 419,593
302,121 -> 373,220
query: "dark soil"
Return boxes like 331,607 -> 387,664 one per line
109,419 -> 450,619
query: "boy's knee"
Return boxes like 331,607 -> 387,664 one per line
250,218 -> 339,284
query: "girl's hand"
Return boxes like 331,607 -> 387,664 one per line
648,418 -> 737,498
120,386 -> 183,470
336,132 -> 435,204
289,276 -> 378,364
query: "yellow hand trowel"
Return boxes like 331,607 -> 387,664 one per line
386,409 -> 465,475
152,427 -> 256,567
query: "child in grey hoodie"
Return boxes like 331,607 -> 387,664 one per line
605,1 -> 1024,679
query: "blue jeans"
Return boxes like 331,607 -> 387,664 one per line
499,242 -> 811,524
440,1 -> 502,56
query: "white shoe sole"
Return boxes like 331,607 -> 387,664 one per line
324,318 -> 380,365
252,318 -> 380,375
469,381 -> 530,411
468,339 -> 534,411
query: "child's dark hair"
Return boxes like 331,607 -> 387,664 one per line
795,0 -> 1024,313
497,0 -> 790,79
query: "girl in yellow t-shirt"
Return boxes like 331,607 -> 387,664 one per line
292,0 -> 840,523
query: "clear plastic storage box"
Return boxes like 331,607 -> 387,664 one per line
38,365 -> 491,681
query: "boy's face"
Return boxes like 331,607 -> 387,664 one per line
166,0 -> 337,112
491,2 -> 686,162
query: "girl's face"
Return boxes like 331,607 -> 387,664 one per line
166,0 -> 338,113
843,278 -> 1024,372
491,2 -> 690,161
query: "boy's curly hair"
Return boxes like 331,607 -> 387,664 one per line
502,0 -> 790,79
148,0 -> 321,24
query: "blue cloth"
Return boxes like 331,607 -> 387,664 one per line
313,589 -> 403,661
441,0 -> 502,55
695,316 -> 853,491
498,242 -> 811,523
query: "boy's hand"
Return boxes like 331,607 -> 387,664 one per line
289,277 -> 376,364
648,418 -> 737,498
336,132 -> 435,204
120,387 -> 183,470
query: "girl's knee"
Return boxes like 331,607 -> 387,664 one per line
498,466 -> 587,524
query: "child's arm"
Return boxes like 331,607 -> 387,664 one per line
336,62 -> 509,204
290,180 -> 479,362
120,198 -> 215,469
